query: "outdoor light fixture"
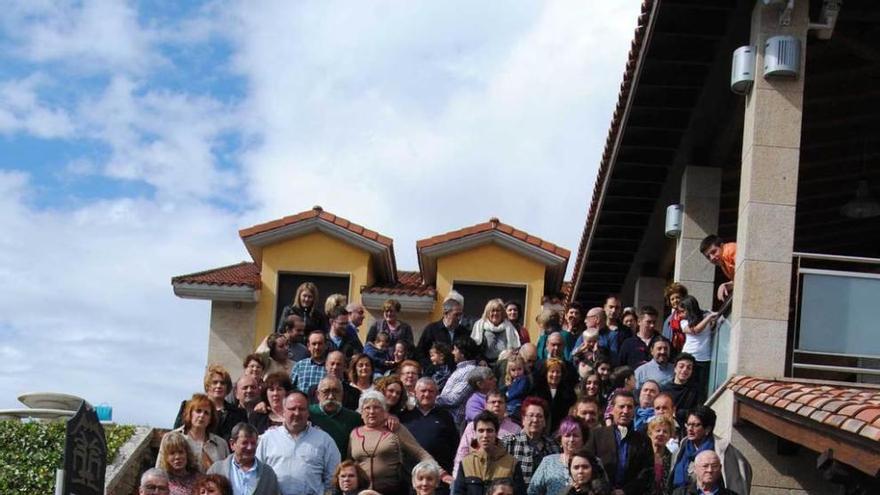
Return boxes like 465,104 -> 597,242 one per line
841,180 -> 880,219
665,204 -> 683,238
731,46 -> 755,94
764,35 -> 800,78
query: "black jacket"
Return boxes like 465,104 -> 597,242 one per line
672,482 -> 739,495
417,319 -> 470,361
533,381 -> 577,434
584,426 -> 654,495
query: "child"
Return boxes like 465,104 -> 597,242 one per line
426,342 -> 454,390
363,331 -> 392,374
501,356 -> 530,422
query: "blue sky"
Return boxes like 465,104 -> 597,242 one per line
0,0 -> 642,426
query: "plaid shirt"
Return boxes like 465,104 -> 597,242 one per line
290,358 -> 327,393
437,360 -> 477,426
501,431 -> 560,484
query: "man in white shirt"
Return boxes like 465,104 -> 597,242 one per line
256,391 -> 340,495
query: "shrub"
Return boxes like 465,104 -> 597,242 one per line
0,420 -> 136,495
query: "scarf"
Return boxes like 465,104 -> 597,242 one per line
673,437 -> 715,487
634,407 -> 654,432
471,319 -> 521,360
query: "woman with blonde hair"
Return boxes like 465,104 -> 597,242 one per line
647,415 -> 676,495
156,431 -> 199,495
171,393 -> 229,472
276,281 -> 327,332
470,298 -> 521,363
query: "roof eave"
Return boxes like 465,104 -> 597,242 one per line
361,292 -> 435,313
173,283 -> 260,302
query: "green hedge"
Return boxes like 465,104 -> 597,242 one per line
0,420 -> 136,495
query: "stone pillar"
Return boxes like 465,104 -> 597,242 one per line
208,301 -> 257,377
674,166 -> 722,307
634,276 -> 665,314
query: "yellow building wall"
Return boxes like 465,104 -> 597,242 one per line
432,243 -> 546,343
254,231 -> 374,346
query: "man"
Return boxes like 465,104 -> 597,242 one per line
585,392 -> 653,495
235,375 -> 262,414
572,307 -> 606,352
307,376 -> 362,455
454,390 -> 522,477
256,391 -> 340,495
652,392 -> 681,451
598,295 -> 632,366
306,350 -> 360,411
281,314 -> 310,362
209,422 -> 280,495
663,352 -> 701,425
326,306 -> 362,358
438,336 -> 481,427
138,468 -> 169,495
562,301 -> 586,337
672,450 -> 740,495
618,306 -> 660,369
418,298 -> 469,362
290,330 -> 328,394
453,410 -> 526,495
501,397 -> 560,484
569,396 -> 601,428
634,338 -> 674,390
634,380 -> 660,432
401,377 -> 459,475
700,234 -> 737,301
345,301 -> 367,342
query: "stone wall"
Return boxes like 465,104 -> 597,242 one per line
105,427 -> 163,495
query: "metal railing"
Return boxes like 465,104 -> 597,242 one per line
790,252 -> 880,382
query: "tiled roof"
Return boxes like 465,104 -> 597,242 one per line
363,270 -> 436,298
239,206 -> 393,247
728,376 -> 880,443
569,0 -> 653,301
417,217 -> 570,259
171,262 -> 260,289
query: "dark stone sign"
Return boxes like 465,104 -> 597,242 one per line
62,401 -> 106,495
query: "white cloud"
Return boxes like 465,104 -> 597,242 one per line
0,0 -> 160,74
229,0 -> 643,269
0,74 -> 75,138
0,171 -> 247,426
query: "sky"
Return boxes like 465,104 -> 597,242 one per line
0,0 -> 643,427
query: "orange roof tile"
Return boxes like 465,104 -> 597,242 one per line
363,271 -> 436,298
239,206 -> 393,247
171,262 -> 260,289
728,376 -> 880,443
416,217 -> 570,259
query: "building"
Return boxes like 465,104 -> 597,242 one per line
171,206 -> 568,374
569,0 -> 879,491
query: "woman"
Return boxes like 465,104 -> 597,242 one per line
505,300 -> 530,345
248,372 -> 291,434
558,448 -> 610,495
678,295 -> 717,397
366,298 -> 414,345
276,281 -> 327,332
528,416 -> 590,495
192,474 -> 231,495
374,374 -> 409,416
349,353 -> 376,393
329,460 -> 370,495
349,391 -> 451,495
171,393 -> 230,472
412,460 -> 442,495
534,358 -> 576,433
647,415 -> 676,495
386,340 -> 417,375
259,333 -> 294,378
173,365 -> 247,441
662,283 -> 688,355
470,298 -> 521,362
620,307 -> 639,335
242,354 -> 265,382
156,431 -> 198,495
577,371 -> 604,410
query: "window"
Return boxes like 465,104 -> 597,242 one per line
452,282 -> 526,326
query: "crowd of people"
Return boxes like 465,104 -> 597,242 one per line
143,235 -> 750,495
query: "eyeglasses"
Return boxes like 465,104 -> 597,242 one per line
142,484 -> 170,493
685,422 -> 704,428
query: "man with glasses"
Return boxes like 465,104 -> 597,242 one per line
138,468 -> 169,494
501,397 -> 560,484
326,306 -> 362,358
307,376 -> 362,455
672,450 -> 739,495
307,350 -> 360,411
